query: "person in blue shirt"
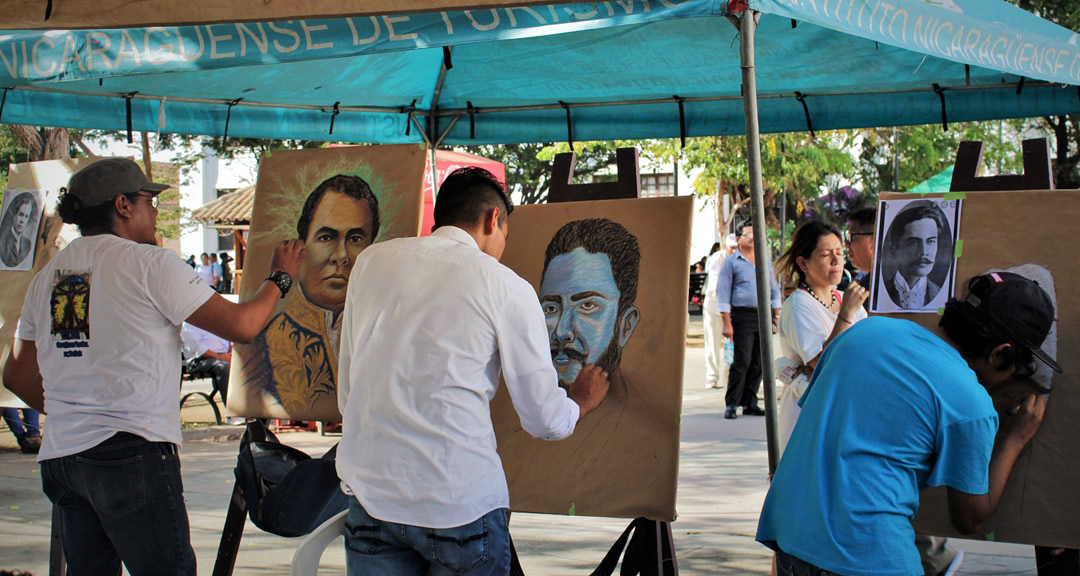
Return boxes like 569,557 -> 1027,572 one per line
757,271 -> 1060,576
715,219 -> 781,419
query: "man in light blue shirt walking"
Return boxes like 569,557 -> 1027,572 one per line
715,220 -> 781,419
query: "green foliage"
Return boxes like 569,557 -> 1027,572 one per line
0,126 -> 31,190
456,141 -> 621,204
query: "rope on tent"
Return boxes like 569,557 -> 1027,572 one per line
965,65 -> 971,86
559,101 -> 574,148
403,99 -> 417,136
673,95 -> 687,149
329,102 -> 340,135
794,91 -> 815,139
124,91 -> 139,144
467,101 -> 477,139
790,19 -> 797,28
0,88 -> 8,123
1016,76 -> 1026,95
932,83 -> 948,131
443,46 -> 453,71
45,0 -> 53,21
223,98 -> 243,148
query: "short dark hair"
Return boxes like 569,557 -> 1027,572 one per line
890,202 -> 947,248
433,167 -> 511,230
775,220 -> 843,285
848,207 -> 876,232
56,188 -> 138,236
543,218 -> 640,318
735,219 -> 753,237
297,174 -> 381,242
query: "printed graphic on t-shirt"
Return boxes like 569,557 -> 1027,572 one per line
50,270 -> 91,357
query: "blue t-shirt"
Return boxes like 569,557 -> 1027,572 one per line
756,317 -> 998,576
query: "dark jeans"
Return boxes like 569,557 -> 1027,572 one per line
776,549 -> 843,576
344,497 -> 510,576
187,357 -> 230,404
726,307 -> 762,408
40,432 -> 196,576
2,407 -> 40,440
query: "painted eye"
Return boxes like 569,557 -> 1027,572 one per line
348,233 -> 366,243
579,300 -> 600,313
542,303 -> 560,315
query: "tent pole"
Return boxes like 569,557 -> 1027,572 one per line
738,9 -> 781,476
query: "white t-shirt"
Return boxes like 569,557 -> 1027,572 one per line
16,235 -> 216,461
776,289 -> 867,457
703,250 -> 725,312
336,226 -> 579,529
196,263 -> 216,285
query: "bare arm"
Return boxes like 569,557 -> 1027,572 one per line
947,394 -> 1045,534
3,338 -> 44,413
186,240 -> 305,344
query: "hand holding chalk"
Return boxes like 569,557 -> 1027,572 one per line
839,282 -> 869,321
569,364 -> 610,421
1002,393 -> 1046,449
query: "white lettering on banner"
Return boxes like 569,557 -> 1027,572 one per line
58,34 -> 85,73
144,28 -> 173,65
176,26 -> 205,62
32,37 -> 56,76
301,20 -> 334,50
346,17 -> 381,45
20,41 -> 28,78
439,12 -> 454,35
383,15 -> 418,40
464,10 -> 500,31
1072,53 -> 1080,78
114,30 -> 142,68
269,21 -> 301,53
236,23 -> 269,57
548,4 -> 561,22
888,9 -> 908,43
991,36 -> 1008,69
0,44 -> 16,78
656,0 -> 692,7
86,32 -> 112,71
1056,49 -> 1069,76
565,4 -> 598,20
504,6 -> 549,27
208,25 -> 236,59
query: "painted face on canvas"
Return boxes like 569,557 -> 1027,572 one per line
13,202 -> 32,236
540,248 -> 622,387
297,190 -> 375,314
896,217 -> 938,281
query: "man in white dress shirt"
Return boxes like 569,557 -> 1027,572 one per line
335,167 -> 610,575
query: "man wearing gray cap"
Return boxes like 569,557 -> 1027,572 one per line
2,158 -> 305,575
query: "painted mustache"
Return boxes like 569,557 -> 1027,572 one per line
550,344 -> 587,364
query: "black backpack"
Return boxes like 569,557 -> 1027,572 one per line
234,420 -> 349,538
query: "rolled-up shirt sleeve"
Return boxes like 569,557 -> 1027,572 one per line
715,256 -> 734,314
495,281 -> 579,441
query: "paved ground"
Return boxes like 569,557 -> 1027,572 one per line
0,315 -> 1040,574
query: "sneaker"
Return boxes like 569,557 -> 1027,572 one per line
705,381 -> 717,390
724,406 -> 738,419
18,435 -> 41,454
743,405 -> 766,416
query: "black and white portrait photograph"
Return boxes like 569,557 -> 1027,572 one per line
870,197 -> 961,314
0,189 -> 44,271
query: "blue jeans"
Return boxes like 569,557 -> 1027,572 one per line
40,432 -> 196,576
2,407 -> 40,440
344,497 -> 510,576
776,549 -> 843,576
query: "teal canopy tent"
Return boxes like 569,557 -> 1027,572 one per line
0,0 -> 1077,145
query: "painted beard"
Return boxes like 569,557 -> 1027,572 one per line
551,330 -> 623,389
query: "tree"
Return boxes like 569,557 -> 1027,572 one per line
456,142 -> 622,205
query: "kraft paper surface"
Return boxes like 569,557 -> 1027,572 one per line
0,158 -> 100,408
229,145 -> 425,421
492,196 -> 692,521
873,191 -> 1080,548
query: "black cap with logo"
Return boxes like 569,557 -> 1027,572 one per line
964,271 -> 1062,373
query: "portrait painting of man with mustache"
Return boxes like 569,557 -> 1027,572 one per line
491,198 -> 692,521
874,199 -> 958,314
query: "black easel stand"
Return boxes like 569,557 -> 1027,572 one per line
211,484 -> 248,576
592,518 -> 678,576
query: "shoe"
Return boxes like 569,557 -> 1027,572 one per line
705,381 -> 717,390
743,405 -> 766,416
18,435 -> 41,454
724,406 -> 738,419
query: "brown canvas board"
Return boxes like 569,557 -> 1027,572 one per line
491,196 -> 692,521
229,145 -> 425,422
0,158 -> 100,407
871,191 -> 1080,548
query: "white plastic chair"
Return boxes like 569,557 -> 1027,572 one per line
290,509 -> 349,576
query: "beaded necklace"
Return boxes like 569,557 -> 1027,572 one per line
800,281 -> 837,310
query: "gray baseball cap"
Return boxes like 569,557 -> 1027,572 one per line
66,158 -> 169,207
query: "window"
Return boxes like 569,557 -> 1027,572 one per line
641,173 -> 675,198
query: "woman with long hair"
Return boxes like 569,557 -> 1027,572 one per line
774,220 -> 869,457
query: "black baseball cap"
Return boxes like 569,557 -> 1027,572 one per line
66,158 -> 169,207
964,271 -> 1062,373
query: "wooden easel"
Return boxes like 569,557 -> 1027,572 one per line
525,147 -> 678,576
949,137 -> 1076,576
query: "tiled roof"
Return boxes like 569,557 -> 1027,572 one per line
191,186 -> 254,226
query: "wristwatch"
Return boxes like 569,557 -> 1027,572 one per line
266,270 -> 293,298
